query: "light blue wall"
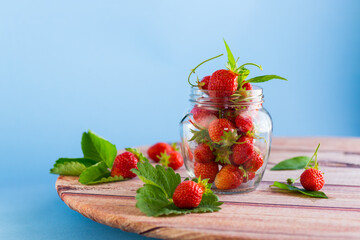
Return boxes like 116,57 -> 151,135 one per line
1,1 -> 359,239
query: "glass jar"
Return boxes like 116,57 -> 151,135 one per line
179,86 -> 272,194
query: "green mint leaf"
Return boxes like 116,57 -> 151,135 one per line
245,75 -> 287,83
133,162 -> 223,216
135,184 -> 174,216
81,130 -> 117,168
50,158 -> 97,176
131,160 -> 181,199
223,39 -> 237,70
271,156 -> 310,171
82,175 -> 126,185
78,161 -> 111,185
271,181 -> 328,199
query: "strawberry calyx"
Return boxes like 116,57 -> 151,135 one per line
125,148 -> 148,163
214,146 -> 232,165
215,130 -> 239,147
189,128 -> 211,144
159,152 -> 171,167
196,176 -> 212,194
171,142 -> 180,152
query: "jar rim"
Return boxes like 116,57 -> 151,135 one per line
189,85 -> 263,108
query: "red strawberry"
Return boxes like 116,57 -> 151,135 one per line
300,168 -> 325,191
198,75 -> 211,90
243,151 -> 264,172
231,136 -> 255,165
208,69 -> 238,98
190,105 -> 217,128
194,143 -> 215,163
244,172 -> 256,183
208,118 -> 235,142
173,180 -> 204,208
159,151 -> 184,170
242,82 -> 253,90
147,142 -> 173,162
235,114 -> 253,133
110,151 -> 138,178
214,165 -> 243,190
194,161 -> 219,183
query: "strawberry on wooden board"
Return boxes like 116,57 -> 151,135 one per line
147,142 -> 173,162
110,151 -> 138,178
194,143 -> 215,163
159,151 -> 184,170
300,168 -> 325,191
214,165 -> 243,190
194,161 -> 219,183
208,118 -> 235,143
300,144 -> 325,191
173,180 -> 205,209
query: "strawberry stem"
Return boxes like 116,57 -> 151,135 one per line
305,143 -> 321,170
188,54 -> 224,87
238,63 -> 263,71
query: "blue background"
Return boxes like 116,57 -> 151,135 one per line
1,1 -> 359,239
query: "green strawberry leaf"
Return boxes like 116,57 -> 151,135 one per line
224,39 -> 237,71
271,156 -> 310,171
133,161 -> 223,216
81,130 -> 117,168
131,160 -> 181,199
245,75 -> 287,83
270,181 -> 328,199
78,161 -> 111,185
82,175 -> 126,185
50,158 -> 98,176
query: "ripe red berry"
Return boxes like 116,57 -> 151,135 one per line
198,75 -> 211,90
208,69 -> 238,98
159,151 -> 184,170
214,165 -> 243,190
235,114 -> 253,133
147,142 -> 173,162
194,143 -> 215,163
173,181 -> 204,208
111,152 -> 138,178
242,82 -> 253,90
231,136 -> 255,165
208,118 -> 235,142
300,168 -> 325,191
243,151 -> 264,172
190,105 -> 217,128
194,161 -> 219,183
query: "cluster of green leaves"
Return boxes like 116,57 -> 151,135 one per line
224,39 -> 287,90
270,144 -> 328,198
132,160 -> 223,216
50,130 -> 127,185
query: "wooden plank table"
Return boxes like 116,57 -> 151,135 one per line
55,137 -> 360,239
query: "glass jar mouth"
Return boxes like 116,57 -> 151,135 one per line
189,85 -> 263,107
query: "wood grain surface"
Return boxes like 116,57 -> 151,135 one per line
56,137 -> 360,240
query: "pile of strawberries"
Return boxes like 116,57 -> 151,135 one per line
189,98 -> 263,190
111,143 -> 183,179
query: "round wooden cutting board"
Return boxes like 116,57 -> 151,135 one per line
56,137 -> 360,240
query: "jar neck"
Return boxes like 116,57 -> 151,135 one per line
189,86 -> 264,110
